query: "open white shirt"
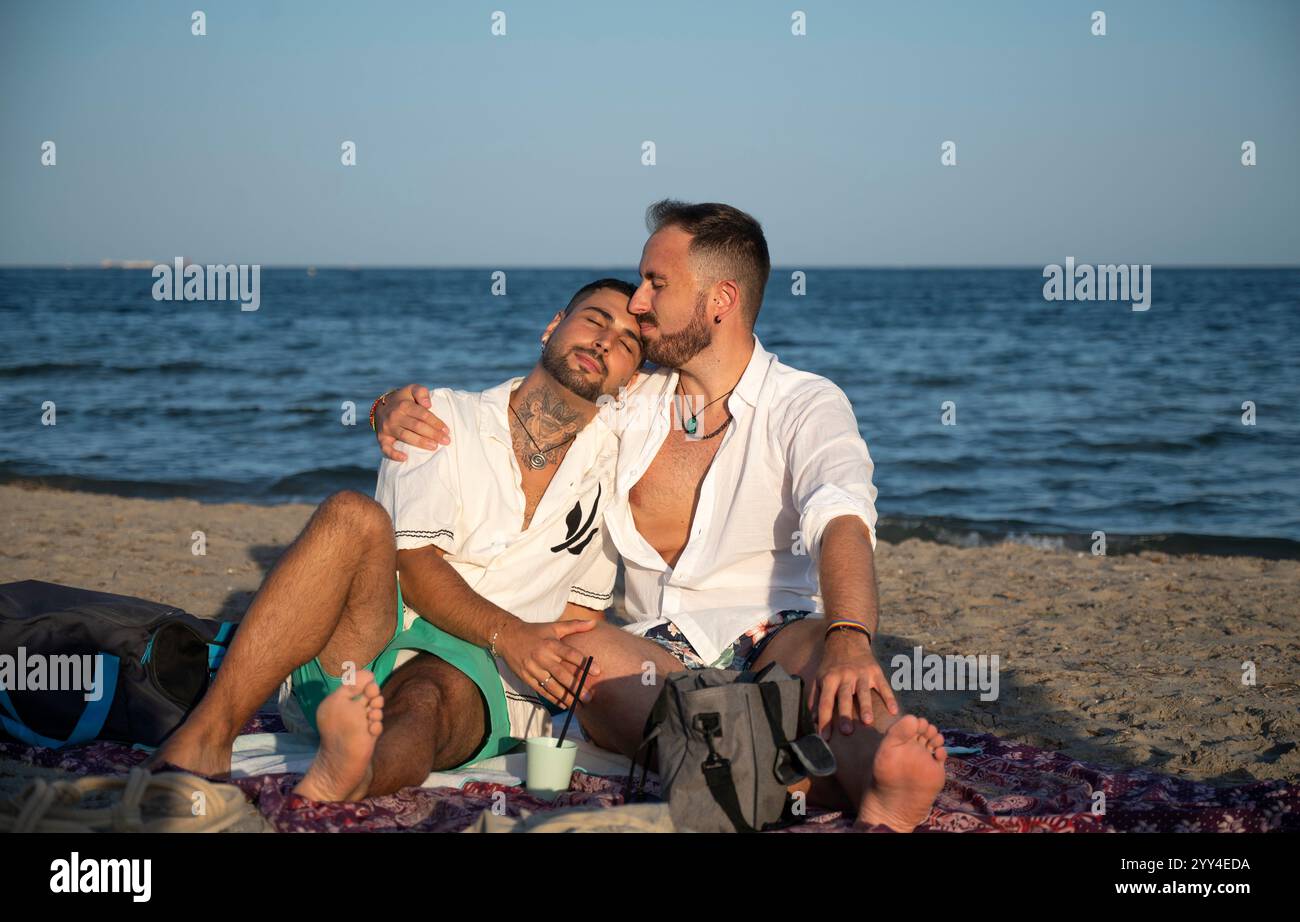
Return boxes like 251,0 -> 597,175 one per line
276,378 -> 621,740
601,336 -> 879,666
376,377 -> 621,622
370,377 -> 622,739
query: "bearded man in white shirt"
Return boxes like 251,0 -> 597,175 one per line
374,201 -> 948,831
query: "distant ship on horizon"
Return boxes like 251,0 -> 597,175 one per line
98,258 -> 189,270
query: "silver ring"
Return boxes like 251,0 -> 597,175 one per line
540,674 -> 552,688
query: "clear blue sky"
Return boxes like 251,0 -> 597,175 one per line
2,0 -> 1296,266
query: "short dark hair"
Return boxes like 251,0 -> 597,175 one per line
563,277 -> 637,314
645,199 -> 771,327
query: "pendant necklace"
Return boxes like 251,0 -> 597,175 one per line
510,404 -> 577,470
677,382 -> 734,436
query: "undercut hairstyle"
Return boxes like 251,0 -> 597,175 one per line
645,199 -> 771,327
563,277 -> 637,314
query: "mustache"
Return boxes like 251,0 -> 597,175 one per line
571,347 -> 606,374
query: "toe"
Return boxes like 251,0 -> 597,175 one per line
892,714 -> 919,738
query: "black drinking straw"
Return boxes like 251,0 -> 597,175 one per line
555,655 -> 593,748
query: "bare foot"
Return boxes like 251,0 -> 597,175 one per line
857,714 -> 947,832
150,726 -> 236,777
293,671 -> 385,802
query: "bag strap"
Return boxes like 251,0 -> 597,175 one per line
758,681 -> 792,748
0,654 -> 120,749
755,682 -> 835,830
693,711 -> 758,833
624,726 -> 660,803
758,679 -> 808,786
207,621 -> 237,674
625,684 -> 675,802
792,674 -> 816,738
751,667 -> 814,738
702,755 -> 758,833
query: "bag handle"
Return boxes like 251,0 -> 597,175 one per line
0,654 -> 120,749
757,680 -> 806,786
624,679 -> 679,801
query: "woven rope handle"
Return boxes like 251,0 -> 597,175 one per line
1,768 -> 254,833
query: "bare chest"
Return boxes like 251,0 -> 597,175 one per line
628,429 -> 725,568
511,439 -> 567,530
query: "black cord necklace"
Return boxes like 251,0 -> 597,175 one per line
509,404 -> 576,470
676,382 -> 734,436
695,415 -> 732,440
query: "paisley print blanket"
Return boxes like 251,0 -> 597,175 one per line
2,715 -> 1293,833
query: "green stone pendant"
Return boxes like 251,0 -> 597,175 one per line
684,415 -> 698,435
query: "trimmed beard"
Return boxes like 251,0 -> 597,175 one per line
643,289 -> 713,368
541,339 -> 608,403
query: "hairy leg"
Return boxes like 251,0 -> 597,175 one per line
155,490 -> 398,775
564,622 -> 688,757
365,653 -> 489,796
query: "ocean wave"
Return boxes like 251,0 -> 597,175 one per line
0,464 -> 377,505
1061,432 -> 1251,454
267,466 -> 376,496
875,515 -> 1300,560
5,464 -> 1295,559
0,359 -> 251,378
0,362 -> 88,378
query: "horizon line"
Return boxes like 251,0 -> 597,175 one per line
4,262 -> 1300,271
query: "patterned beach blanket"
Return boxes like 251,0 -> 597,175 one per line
1,715 -> 1294,833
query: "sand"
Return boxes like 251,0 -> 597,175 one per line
1,482 -> 1296,786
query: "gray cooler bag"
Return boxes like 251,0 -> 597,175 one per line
625,663 -> 836,832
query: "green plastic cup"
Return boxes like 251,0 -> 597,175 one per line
524,736 -> 578,801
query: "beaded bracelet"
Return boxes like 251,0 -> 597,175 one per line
368,389 -> 395,433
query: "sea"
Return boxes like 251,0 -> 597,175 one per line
2,267 -> 1297,558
